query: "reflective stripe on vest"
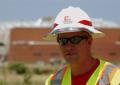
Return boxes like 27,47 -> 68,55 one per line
45,74 -> 54,85
50,66 -> 67,85
50,65 -> 71,85
98,62 -> 118,84
50,60 -> 120,85
86,60 -> 105,85
111,69 -> 120,85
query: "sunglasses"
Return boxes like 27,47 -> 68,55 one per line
57,36 -> 88,46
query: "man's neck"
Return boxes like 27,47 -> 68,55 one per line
71,57 -> 98,76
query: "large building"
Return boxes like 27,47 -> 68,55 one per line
8,27 -> 120,64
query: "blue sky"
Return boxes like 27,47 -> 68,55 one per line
0,0 -> 120,24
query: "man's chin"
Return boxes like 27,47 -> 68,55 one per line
66,54 -> 79,59
65,55 -> 79,63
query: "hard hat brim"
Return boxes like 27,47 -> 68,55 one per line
43,25 -> 105,41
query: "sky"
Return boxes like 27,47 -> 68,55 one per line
0,0 -> 120,24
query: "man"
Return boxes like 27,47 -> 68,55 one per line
45,6 -> 120,85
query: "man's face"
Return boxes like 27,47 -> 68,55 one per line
57,31 -> 92,64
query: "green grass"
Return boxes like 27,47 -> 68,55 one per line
0,63 -> 53,85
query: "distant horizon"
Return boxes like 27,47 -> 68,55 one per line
0,0 -> 120,24
0,17 -> 119,26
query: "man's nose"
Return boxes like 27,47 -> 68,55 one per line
64,41 -> 75,50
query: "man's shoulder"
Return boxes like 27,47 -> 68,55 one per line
105,60 -> 119,69
53,65 -> 68,76
45,65 -> 69,85
98,60 -> 120,84
101,60 -> 120,77
100,59 -> 119,68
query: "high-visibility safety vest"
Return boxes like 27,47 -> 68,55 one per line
45,60 -> 120,85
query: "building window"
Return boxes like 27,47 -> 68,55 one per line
50,53 -> 59,57
33,52 -> 42,56
0,43 -> 4,46
108,52 -> 116,56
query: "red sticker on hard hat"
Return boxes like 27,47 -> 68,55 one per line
63,16 -> 72,24
79,20 -> 92,26
53,23 -> 58,28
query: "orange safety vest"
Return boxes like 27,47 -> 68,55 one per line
45,60 -> 120,85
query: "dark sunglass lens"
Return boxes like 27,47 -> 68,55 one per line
71,36 -> 82,44
58,38 -> 68,46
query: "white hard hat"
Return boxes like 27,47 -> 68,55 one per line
44,6 -> 105,40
